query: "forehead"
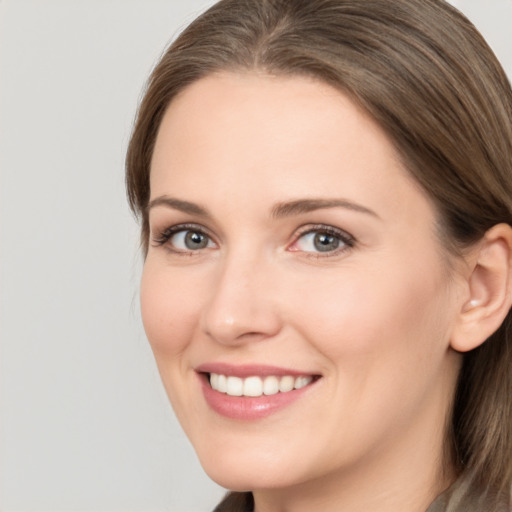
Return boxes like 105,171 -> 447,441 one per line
150,72 -> 428,224
152,72 -> 397,166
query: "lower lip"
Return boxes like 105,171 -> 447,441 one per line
199,375 -> 317,420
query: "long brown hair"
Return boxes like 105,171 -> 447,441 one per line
126,0 -> 512,507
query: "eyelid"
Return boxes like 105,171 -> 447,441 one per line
288,224 -> 356,255
151,222 -> 217,249
150,221 -> 355,256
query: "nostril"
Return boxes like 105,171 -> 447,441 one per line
202,316 -> 282,347
199,276 -> 283,346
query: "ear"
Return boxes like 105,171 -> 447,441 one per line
450,223 -> 512,353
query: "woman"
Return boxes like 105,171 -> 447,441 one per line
126,0 -> 512,510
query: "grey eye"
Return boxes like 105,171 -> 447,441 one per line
313,233 -> 340,252
171,230 -> 213,250
295,231 -> 343,253
185,231 -> 209,249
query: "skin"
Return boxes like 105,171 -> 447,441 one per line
141,73 -> 470,512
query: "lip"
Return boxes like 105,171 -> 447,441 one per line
196,362 -> 315,378
196,363 -> 321,421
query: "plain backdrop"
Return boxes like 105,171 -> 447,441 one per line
0,1 -> 511,511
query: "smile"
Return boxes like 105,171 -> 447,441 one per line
196,363 -> 321,420
209,373 -> 314,397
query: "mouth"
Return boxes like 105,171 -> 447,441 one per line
196,363 -> 322,419
195,363 -> 322,419
207,373 -> 319,397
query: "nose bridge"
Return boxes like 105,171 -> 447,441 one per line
200,244 -> 281,345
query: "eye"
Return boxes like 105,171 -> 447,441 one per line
172,230 -> 213,250
290,226 -> 354,255
152,224 -> 216,252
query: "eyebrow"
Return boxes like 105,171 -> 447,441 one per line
147,195 -> 379,219
147,196 -> 210,216
271,198 -> 379,219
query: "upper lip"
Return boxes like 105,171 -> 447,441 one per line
195,362 -> 319,378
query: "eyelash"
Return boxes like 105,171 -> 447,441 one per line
151,223 -> 356,257
151,223 -> 214,250
290,224 -> 355,257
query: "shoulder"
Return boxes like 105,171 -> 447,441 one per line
427,475 -> 511,512
213,492 -> 254,512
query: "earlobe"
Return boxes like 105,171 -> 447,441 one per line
451,223 -> 512,353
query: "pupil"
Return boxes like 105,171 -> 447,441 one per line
314,233 -> 339,252
185,231 -> 208,249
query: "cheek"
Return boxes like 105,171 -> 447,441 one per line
286,257 -> 454,364
140,262 -> 200,358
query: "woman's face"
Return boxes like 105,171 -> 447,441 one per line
142,73 -> 464,493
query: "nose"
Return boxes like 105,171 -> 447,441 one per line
200,252 -> 282,346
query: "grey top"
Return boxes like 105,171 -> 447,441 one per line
426,475 -> 510,512
215,477 -> 511,512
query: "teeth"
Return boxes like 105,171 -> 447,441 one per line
217,374 -> 227,393
279,375 -> 295,393
209,373 -> 314,397
243,376 -> 263,397
294,376 -> 311,389
263,376 -> 279,395
226,376 -> 243,396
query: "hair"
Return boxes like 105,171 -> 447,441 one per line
126,0 -> 512,508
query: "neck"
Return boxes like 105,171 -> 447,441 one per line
252,394 -> 457,512
254,449 -> 454,512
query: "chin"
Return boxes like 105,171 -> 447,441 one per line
204,466 -> 297,493
196,443 -> 305,492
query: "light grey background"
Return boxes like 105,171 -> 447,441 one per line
0,1 -> 511,511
